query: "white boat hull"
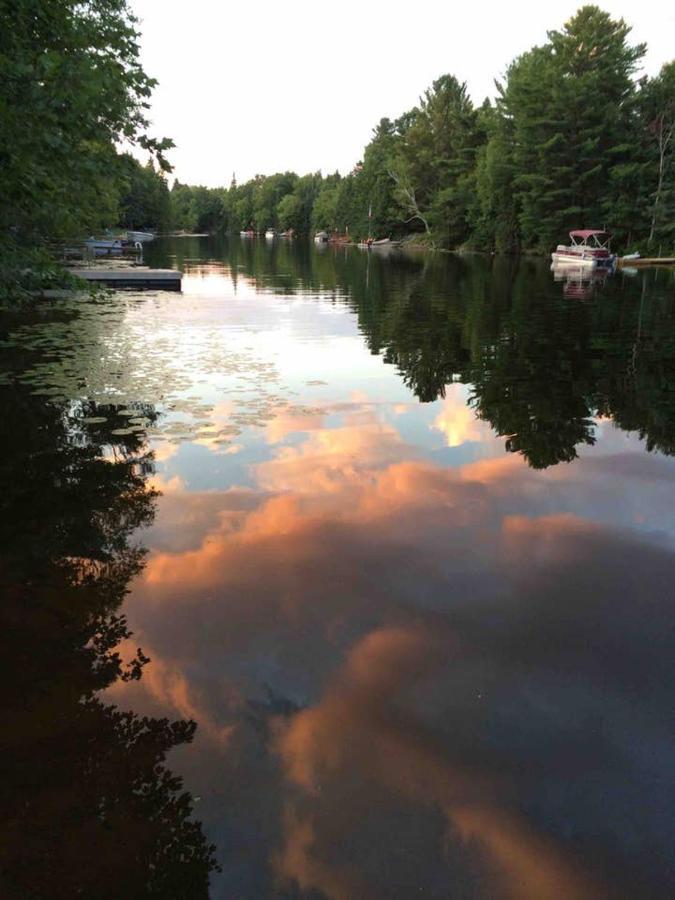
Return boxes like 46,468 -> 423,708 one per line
358,240 -> 401,250
552,252 -> 598,268
127,231 -> 155,243
84,239 -> 124,256
551,252 -> 615,269
84,237 -> 143,257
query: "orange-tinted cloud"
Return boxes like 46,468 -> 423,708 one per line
254,422 -> 416,495
275,625 -> 602,900
432,387 -> 493,448
108,640 -> 236,748
452,805 -> 599,900
265,409 -> 325,444
274,806 -> 372,900
116,419 -> 675,898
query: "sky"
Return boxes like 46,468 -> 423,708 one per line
129,0 -> 674,187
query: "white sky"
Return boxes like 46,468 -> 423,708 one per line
129,0 -> 674,187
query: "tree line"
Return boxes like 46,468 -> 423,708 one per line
167,6 -> 673,253
1,2 -> 673,301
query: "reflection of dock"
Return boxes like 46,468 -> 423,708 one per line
72,268 -> 182,291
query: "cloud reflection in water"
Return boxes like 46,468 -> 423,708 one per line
107,394 -> 675,899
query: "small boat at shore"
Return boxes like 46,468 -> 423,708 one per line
84,238 -> 124,254
551,230 -> 616,269
240,229 -> 255,238
357,238 -> 402,250
127,230 -> 155,243
84,237 -> 141,257
314,231 -> 329,244
265,229 -> 276,239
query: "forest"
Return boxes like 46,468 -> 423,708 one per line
1,1 -> 673,299
165,5 -> 674,253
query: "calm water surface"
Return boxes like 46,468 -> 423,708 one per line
3,238 -> 675,898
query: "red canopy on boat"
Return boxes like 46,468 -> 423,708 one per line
569,229 -> 610,239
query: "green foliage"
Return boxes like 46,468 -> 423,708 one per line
312,180 -> 340,231
117,155 -> 172,232
638,61 -> 675,248
277,192 -> 302,230
469,102 -> 519,252
250,171 -> 297,231
391,76 -> 480,246
501,6 -> 647,249
0,0 -> 173,294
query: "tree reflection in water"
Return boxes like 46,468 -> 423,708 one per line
187,239 -> 675,470
0,345 -> 219,897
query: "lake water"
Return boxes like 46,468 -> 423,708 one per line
3,237 -> 675,898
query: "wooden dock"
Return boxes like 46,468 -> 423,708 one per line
617,257 -> 675,268
73,267 -> 182,291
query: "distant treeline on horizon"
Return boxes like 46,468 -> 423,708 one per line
128,5 -> 674,253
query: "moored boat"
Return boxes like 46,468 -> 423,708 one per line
84,237 -> 126,256
127,230 -> 155,243
551,230 -> 616,268
314,231 -> 329,243
357,238 -> 402,250
265,229 -> 276,239
240,229 -> 255,238
84,235 -> 143,257
84,238 -> 122,251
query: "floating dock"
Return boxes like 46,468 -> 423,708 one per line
73,267 -> 182,291
617,257 -> 675,268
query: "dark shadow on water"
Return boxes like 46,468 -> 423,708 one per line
0,304 -> 219,897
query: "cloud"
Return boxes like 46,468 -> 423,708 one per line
275,625 -> 602,900
432,386 -> 494,448
265,409 -> 325,444
150,440 -> 180,464
108,640 -> 236,749
114,424 -> 675,897
147,471 -> 185,494
254,422 -> 417,495
192,436 -> 243,455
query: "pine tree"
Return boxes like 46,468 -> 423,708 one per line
388,75 -> 479,247
501,6 -> 645,249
